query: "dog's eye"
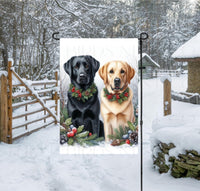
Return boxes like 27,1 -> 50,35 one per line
121,69 -> 125,74
85,64 -> 89,69
109,69 -> 114,74
75,63 -> 80,69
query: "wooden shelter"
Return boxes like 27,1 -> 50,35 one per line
172,32 -> 200,94
138,53 -> 160,79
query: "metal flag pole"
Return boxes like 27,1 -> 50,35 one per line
139,32 -> 148,191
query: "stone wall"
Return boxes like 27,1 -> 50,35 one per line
153,142 -> 200,180
188,61 -> 200,94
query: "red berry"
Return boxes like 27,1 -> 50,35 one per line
70,131 -> 75,137
89,132 -> 92,136
116,94 -> 120,99
78,93 -> 82,98
72,127 -> 77,134
67,132 -> 71,138
126,139 -> 130,144
107,94 -> 113,99
124,92 -> 129,97
76,90 -> 80,94
71,87 -> 75,92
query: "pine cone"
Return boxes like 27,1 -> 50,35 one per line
111,139 -> 123,146
129,132 -> 138,144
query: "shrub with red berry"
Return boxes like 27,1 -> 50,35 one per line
60,118 -> 104,146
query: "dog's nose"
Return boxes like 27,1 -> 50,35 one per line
80,73 -> 86,78
114,78 -> 121,86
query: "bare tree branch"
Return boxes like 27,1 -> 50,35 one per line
54,0 -> 79,19
45,0 -> 61,22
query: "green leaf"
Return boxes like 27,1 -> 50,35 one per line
108,134 -> 115,139
84,141 -> 95,146
84,134 -> 97,141
65,118 -> 72,126
76,131 -> 89,138
77,125 -> 84,134
118,99 -> 123,104
68,138 -> 74,145
127,121 -> 136,131
95,137 -> 105,142
119,126 -> 125,136
123,97 -> 128,101
114,128 -> 121,139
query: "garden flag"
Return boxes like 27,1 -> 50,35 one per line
60,39 -> 138,154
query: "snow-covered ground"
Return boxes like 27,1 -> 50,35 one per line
142,74 -> 200,191
0,74 -> 199,191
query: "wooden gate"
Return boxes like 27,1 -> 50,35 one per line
0,60 -> 59,144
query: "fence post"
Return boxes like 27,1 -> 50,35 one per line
163,79 -> 171,116
0,73 -> 8,143
55,71 -> 58,124
7,61 -> 13,143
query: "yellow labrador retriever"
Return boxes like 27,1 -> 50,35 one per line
99,61 -> 135,141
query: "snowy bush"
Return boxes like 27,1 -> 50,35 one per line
151,115 -> 200,180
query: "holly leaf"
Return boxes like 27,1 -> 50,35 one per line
127,121 -> 136,131
118,99 -> 123,104
123,97 -> 128,101
77,125 -> 84,134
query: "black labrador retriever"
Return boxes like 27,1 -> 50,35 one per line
64,55 -> 104,137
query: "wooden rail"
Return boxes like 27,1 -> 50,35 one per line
0,60 -> 59,143
13,115 -> 51,129
157,69 -> 181,77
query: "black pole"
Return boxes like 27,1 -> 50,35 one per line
139,32 -> 148,191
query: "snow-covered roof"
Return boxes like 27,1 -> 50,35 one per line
138,53 -> 160,68
172,32 -> 200,59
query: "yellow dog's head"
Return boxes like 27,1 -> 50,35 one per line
99,61 -> 135,94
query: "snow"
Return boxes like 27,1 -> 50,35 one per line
160,75 -> 172,83
60,142 -> 138,154
8,58 -> 14,65
0,71 -> 7,77
172,32 -> 200,59
151,114 -> 200,155
1,75 -> 200,191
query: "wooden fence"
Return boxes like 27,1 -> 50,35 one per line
157,69 -> 181,77
0,60 -> 59,144
163,79 -> 171,116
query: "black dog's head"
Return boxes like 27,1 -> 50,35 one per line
64,55 -> 100,89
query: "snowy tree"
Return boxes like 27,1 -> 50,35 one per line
0,0 -> 199,74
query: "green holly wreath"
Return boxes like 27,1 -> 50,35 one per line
104,87 -> 129,104
69,83 -> 97,102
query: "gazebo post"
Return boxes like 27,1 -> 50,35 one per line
188,61 -> 200,94
172,32 -> 200,94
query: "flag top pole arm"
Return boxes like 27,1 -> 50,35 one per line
52,32 -> 60,40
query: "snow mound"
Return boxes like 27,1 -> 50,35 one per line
151,114 -> 200,156
172,32 -> 200,59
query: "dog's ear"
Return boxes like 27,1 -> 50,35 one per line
99,63 -> 108,84
85,55 -> 100,76
64,56 -> 75,77
126,63 -> 135,84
